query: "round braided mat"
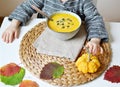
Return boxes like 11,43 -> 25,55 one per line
19,22 -> 111,87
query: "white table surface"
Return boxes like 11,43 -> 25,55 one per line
0,17 -> 120,87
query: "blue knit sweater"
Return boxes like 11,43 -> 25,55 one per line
9,0 -> 108,41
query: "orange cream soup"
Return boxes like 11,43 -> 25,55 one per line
47,13 -> 80,32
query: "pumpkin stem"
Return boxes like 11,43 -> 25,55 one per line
84,46 -> 90,62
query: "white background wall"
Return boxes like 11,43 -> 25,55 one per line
0,0 -> 120,22
97,0 -> 120,22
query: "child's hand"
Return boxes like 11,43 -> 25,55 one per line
2,19 -> 21,43
85,38 -> 103,55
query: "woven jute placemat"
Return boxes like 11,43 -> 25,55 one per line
19,21 -> 111,87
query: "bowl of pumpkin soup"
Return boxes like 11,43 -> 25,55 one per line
47,11 -> 81,40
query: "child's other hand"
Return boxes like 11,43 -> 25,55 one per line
85,38 -> 103,55
2,19 -> 21,43
2,26 -> 20,43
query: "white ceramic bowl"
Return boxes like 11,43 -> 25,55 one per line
47,11 -> 81,40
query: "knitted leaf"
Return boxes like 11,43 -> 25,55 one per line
40,62 -> 64,79
0,63 -> 25,85
0,68 -> 25,85
0,63 -> 21,76
19,80 -> 39,87
104,65 -> 120,83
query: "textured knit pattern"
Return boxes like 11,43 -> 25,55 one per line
8,0 -> 108,41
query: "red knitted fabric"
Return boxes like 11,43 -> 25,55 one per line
104,65 -> 120,83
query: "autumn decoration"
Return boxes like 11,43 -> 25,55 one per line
40,62 -> 64,80
0,63 -> 25,85
104,65 -> 120,83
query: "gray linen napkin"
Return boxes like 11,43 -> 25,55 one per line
33,24 -> 87,61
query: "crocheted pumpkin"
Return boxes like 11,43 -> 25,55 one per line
75,53 -> 100,73
0,63 -> 25,85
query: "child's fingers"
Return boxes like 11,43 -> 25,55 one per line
2,33 -> 5,42
89,45 -> 94,54
85,42 -> 103,55
3,33 -> 7,43
85,43 -> 93,53
2,32 -> 5,39
9,33 -> 14,43
15,30 -> 19,38
91,45 -> 98,55
5,33 -> 9,43
15,31 -> 17,38
93,46 -> 103,55
3,32 -> 14,43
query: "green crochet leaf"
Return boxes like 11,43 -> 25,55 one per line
52,64 -> 64,78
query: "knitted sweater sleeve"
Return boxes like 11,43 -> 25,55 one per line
8,0 -> 44,25
83,0 -> 108,42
